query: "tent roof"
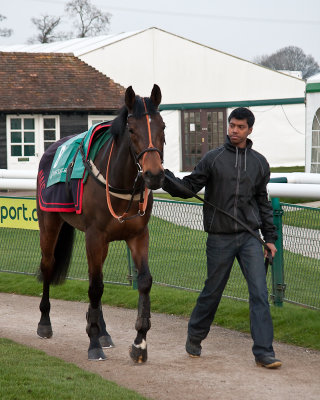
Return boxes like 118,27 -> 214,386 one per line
0,30 -> 144,56
0,27 -> 305,84
307,72 -> 320,83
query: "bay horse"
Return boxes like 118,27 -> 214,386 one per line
36,84 -> 165,362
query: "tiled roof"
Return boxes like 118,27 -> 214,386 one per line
0,52 -> 126,112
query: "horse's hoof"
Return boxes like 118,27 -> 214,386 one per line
88,347 -> 107,361
37,323 -> 53,339
129,342 -> 148,363
99,334 -> 115,348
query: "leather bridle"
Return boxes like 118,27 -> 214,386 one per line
105,98 -> 164,223
128,98 -> 163,166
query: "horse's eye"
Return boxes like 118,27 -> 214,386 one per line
129,128 -> 134,134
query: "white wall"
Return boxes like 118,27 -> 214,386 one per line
242,103 -> 305,167
153,29 -> 305,104
161,110 -> 181,171
80,32 -> 155,95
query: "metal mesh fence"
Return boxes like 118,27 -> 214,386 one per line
281,203 -> 320,309
0,228 -> 131,285
0,197 -> 319,309
150,200 -> 272,302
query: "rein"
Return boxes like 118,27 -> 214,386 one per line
164,173 -> 273,268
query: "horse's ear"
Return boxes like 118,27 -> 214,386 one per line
150,84 -> 162,108
125,86 -> 136,110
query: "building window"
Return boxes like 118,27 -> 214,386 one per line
10,117 -> 35,157
88,115 -> 115,127
43,117 -> 58,151
311,108 -> 320,173
181,109 -> 226,171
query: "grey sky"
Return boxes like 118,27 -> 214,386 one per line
1,0 -> 320,64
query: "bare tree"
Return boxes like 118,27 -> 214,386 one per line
254,46 -> 320,79
28,15 -> 70,43
0,14 -> 13,37
65,0 -> 111,38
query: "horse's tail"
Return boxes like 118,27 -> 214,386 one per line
38,222 -> 75,285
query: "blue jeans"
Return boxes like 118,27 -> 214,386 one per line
188,232 -> 275,358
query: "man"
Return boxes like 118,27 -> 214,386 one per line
162,107 -> 281,369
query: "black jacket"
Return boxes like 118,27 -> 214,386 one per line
162,136 -> 277,243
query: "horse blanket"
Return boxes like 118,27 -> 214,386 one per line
38,122 -> 112,214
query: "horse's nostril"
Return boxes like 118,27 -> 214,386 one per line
143,170 -> 152,180
143,170 -> 165,190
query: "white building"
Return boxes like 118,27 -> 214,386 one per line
0,27 -> 306,171
305,72 -> 320,173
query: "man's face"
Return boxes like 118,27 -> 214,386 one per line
228,118 -> 253,148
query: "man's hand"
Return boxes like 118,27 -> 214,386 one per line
264,243 -> 277,258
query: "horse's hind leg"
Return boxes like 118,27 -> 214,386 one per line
37,210 -> 64,338
127,229 -> 152,363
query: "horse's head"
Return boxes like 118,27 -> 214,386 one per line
125,84 -> 165,190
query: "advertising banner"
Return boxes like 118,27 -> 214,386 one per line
0,197 -> 38,230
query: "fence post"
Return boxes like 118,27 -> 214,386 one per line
126,245 -> 138,289
270,197 -> 286,307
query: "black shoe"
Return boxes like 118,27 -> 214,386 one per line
255,355 -> 282,369
186,336 -> 202,357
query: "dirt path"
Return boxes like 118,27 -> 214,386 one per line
0,293 -> 319,400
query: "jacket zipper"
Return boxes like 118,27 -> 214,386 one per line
234,150 -> 241,231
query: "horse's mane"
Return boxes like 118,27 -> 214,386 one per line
110,96 -> 158,140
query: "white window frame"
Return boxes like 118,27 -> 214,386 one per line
40,115 -> 60,154
88,115 -> 116,128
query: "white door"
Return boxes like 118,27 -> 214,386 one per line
6,115 -> 60,171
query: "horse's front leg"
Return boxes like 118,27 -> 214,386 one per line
85,231 -> 109,360
98,306 -> 115,348
127,228 -> 152,363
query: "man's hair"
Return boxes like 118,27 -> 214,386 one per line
228,107 -> 255,128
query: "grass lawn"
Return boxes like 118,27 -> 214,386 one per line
0,338 -> 149,400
